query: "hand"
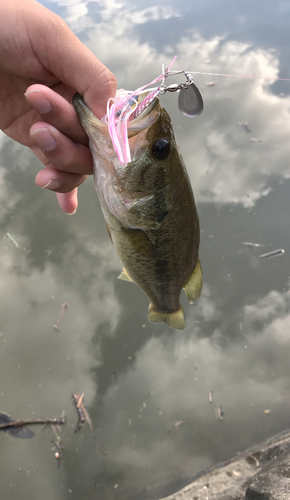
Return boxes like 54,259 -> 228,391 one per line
0,0 -> 116,214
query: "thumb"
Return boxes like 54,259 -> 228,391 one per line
27,1 -> 117,117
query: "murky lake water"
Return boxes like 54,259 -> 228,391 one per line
1,1 -> 290,499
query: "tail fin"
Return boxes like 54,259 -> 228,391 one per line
148,304 -> 185,330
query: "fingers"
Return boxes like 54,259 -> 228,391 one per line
56,190 -> 79,215
30,121 -> 93,175
34,166 -> 87,193
25,84 -> 88,144
30,121 -> 93,213
26,88 -> 95,215
35,167 -> 86,215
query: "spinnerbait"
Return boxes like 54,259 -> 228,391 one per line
102,57 -> 204,165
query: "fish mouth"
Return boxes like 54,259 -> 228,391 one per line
73,91 -> 160,138
73,93 -> 109,135
126,90 -> 160,134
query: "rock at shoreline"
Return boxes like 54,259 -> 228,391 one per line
160,431 -> 290,500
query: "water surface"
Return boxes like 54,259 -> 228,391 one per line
1,1 -> 290,499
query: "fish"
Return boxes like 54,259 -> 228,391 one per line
73,85 -> 202,330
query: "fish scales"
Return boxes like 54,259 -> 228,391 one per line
73,91 -> 202,330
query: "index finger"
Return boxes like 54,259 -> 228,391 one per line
30,11 -> 117,117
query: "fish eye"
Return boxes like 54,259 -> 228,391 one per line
151,138 -> 170,160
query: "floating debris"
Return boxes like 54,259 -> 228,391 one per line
209,390 -> 213,403
173,420 -> 184,429
54,451 -> 61,467
216,405 -> 224,421
0,411 -> 66,438
205,81 -> 216,86
6,232 -> 21,249
72,393 -> 86,432
259,249 -> 285,259
264,409 -> 273,415
53,302 -> 69,331
242,242 -> 265,248
72,393 -> 93,434
236,122 -> 251,133
168,420 -> 184,434
51,425 -> 64,468
250,137 -> 263,143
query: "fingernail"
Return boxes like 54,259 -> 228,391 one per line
25,89 -> 52,114
41,179 -> 61,190
31,128 -> 56,152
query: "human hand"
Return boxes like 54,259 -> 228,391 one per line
0,0 -> 116,214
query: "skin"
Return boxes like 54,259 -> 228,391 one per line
0,0 -> 116,213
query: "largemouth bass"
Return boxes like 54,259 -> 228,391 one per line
73,80 -> 202,330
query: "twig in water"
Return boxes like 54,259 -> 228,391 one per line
216,405 -> 224,421
72,393 -> 94,434
53,302 -> 69,331
0,414 -> 66,430
51,425 -> 64,468
72,393 -> 85,432
6,232 -> 21,249
259,249 -> 285,259
242,242 -> 265,248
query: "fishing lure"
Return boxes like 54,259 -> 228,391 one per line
102,57 -> 204,165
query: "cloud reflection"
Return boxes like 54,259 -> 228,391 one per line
45,0 -> 290,209
84,23 -> 290,208
2,2 -> 290,498
75,285 -> 290,496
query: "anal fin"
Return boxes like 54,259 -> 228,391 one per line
118,268 -> 133,282
183,259 -> 203,304
148,304 -> 185,330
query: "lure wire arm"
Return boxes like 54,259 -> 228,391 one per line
104,57 -> 200,165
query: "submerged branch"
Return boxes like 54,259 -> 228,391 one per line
0,415 -> 66,430
53,302 -> 69,331
72,393 -> 93,434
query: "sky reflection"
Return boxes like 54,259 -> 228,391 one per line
1,1 -> 290,499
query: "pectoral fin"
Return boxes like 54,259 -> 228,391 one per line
118,268 -> 133,282
126,185 -> 173,229
148,304 -> 185,330
105,223 -> 113,243
121,227 -> 154,258
183,259 -> 203,304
